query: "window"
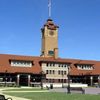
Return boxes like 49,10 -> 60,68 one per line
41,51 -> 44,55
58,70 -> 60,75
48,50 -> 54,55
46,79 -> 48,83
58,64 -> 60,67
64,79 -> 66,83
46,70 -> 48,74
61,71 -> 63,75
46,62 -> 55,67
52,79 -> 54,83
10,60 -> 33,67
76,64 -> 93,70
49,79 -> 52,83
53,70 -> 55,74
58,64 -> 69,68
46,63 -> 48,67
62,64 -> 63,67
64,71 -> 66,75
53,63 -> 55,66
50,70 -> 52,74
49,63 -> 52,66
46,70 -> 55,74
64,64 -> 67,67
58,79 -> 61,83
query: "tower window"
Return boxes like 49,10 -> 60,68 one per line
42,51 -> 44,55
48,50 -> 54,55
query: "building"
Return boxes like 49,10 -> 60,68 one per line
0,19 -> 100,87
41,19 -> 59,58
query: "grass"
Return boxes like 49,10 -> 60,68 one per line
3,92 -> 100,100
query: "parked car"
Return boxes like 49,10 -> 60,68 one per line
0,94 -> 12,100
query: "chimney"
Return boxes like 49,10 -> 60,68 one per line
54,48 -> 58,59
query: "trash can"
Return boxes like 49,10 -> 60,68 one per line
50,84 -> 53,89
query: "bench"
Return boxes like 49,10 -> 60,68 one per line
69,87 -> 85,94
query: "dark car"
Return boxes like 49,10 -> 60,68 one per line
0,95 -> 12,100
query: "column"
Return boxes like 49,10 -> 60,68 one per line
90,76 -> 93,86
17,74 -> 20,87
98,75 -> 100,87
28,75 -> 31,87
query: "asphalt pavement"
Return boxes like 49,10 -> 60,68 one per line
49,87 -> 100,95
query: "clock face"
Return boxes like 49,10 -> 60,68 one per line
49,31 -> 54,36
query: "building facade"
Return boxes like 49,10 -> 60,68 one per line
0,19 -> 100,87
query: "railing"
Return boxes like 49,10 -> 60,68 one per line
0,82 -> 16,87
30,82 -> 41,87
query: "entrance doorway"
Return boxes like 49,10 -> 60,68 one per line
19,74 -> 28,86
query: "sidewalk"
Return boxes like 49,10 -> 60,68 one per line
49,87 -> 100,95
0,88 -> 31,100
3,94 -> 31,100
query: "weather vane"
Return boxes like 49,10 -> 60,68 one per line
48,0 -> 51,18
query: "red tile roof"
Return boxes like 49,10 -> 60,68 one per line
0,54 -> 100,76
0,54 -> 41,74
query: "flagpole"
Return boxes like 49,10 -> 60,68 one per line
48,0 -> 51,18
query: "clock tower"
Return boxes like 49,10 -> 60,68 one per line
41,19 -> 59,58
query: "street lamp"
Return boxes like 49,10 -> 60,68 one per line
40,71 -> 45,89
4,70 -> 7,87
67,66 -> 71,94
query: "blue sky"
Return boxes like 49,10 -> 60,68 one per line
0,0 -> 100,60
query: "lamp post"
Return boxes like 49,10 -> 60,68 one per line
40,71 -> 43,89
4,70 -> 7,87
67,66 -> 71,94
40,71 -> 45,89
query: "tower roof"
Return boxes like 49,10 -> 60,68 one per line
43,19 -> 59,30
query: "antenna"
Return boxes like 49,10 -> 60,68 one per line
48,0 -> 51,18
